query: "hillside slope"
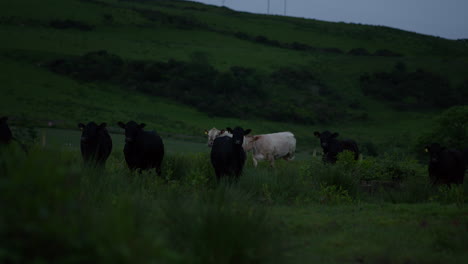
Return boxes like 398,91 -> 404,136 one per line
0,0 -> 467,152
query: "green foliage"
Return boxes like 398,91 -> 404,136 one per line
307,151 -> 361,198
361,152 -> 419,182
46,50 -> 349,124
0,147 -> 285,264
2,143 -> 468,263
159,187 -> 284,264
318,184 -> 354,205
430,185 -> 465,207
361,63 -> 466,109
416,105 -> 468,156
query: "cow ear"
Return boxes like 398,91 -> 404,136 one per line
244,129 -> 251,135
0,116 -> 7,122
226,127 -> 233,133
99,123 -> 107,129
253,135 -> 261,141
313,131 -> 320,137
204,130 -> 208,135
117,122 -> 126,129
220,129 -> 225,134
332,132 -> 339,138
139,123 -> 146,129
78,123 -> 85,130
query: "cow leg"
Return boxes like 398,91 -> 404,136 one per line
268,154 -> 275,168
214,168 -> 222,182
252,156 -> 258,168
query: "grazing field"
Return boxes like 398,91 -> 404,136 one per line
1,144 -> 467,263
1,0 -> 467,156
1,0 -> 467,263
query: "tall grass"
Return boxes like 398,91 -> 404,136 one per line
0,146 -> 285,264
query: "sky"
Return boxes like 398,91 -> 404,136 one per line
189,0 -> 468,39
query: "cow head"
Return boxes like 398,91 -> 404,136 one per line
78,122 -> 107,143
205,128 -> 226,147
227,127 -> 251,146
314,130 -> 339,150
118,121 -> 145,143
243,135 -> 260,151
425,143 -> 445,163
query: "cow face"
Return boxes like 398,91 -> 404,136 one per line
205,128 -> 225,147
78,122 -> 107,143
243,135 -> 260,151
118,121 -> 145,143
227,127 -> 251,146
314,130 -> 339,150
425,143 -> 445,163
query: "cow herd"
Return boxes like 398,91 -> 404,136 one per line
1,116 -> 466,186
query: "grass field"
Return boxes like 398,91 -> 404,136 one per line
1,0 -> 467,263
1,144 -> 467,263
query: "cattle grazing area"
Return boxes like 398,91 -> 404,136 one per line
1,135 -> 468,263
1,0 -> 468,263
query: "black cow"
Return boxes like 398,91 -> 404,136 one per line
118,121 -> 164,175
425,143 -> 465,186
463,148 -> 468,167
314,130 -> 359,163
0,116 -> 13,145
210,126 -> 251,181
78,122 -> 112,166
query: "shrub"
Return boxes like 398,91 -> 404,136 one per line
318,184 -> 354,205
373,49 -> 403,57
348,48 -> 370,56
308,151 -> 361,198
361,63 -> 463,109
49,19 -> 94,31
429,185 -> 465,207
415,105 -> 468,158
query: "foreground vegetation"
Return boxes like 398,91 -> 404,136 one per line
1,144 -> 467,263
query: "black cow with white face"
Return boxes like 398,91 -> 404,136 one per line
425,143 -> 465,186
314,130 -> 359,163
78,122 -> 112,166
0,116 -> 13,145
210,126 -> 251,180
118,121 -> 164,175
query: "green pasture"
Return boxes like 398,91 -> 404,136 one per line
1,145 -> 467,263
1,1 -> 467,263
1,0 -> 467,156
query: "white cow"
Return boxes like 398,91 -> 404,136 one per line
204,127 -> 231,147
243,132 -> 296,167
204,127 -> 249,150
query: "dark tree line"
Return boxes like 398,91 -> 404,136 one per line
47,51 -> 346,124
360,62 -> 467,109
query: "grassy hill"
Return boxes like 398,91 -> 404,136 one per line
1,0 -> 467,153
1,2 -> 468,263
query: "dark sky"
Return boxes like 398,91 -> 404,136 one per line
190,0 -> 468,39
